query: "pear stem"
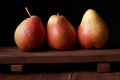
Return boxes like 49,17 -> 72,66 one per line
25,7 -> 31,17
57,13 -> 59,16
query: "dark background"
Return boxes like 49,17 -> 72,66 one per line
0,0 -> 120,48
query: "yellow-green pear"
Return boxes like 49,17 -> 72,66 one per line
77,9 -> 109,49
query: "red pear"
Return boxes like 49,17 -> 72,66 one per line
77,9 -> 109,49
47,13 -> 76,50
14,7 -> 45,51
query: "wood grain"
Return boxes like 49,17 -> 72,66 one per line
97,63 -> 110,73
11,65 -> 23,73
0,47 -> 120,64
0,72 -> 71,80
0,71 -> 120,80
72,72 -> 120,80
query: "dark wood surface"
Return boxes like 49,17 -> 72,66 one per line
1,71 -> 120,80
1,47 -> 120,80
0,72 -> 71,80
0,64 -> 120,80
0,46 -> 120,64
72,72 -> 120,80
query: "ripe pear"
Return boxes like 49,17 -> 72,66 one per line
14,7 -> 45,51
77,9 -> 109,49
47,13 -> 76,50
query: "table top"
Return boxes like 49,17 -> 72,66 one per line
1,70 -> 120,80
0,46 -> 120,80
0,46 -> 120,64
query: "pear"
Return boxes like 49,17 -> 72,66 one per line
77,9 -> 109,49
47,13 -> 76,50
14,7 -> 45,51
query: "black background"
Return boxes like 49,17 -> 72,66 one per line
0,0 -> 120,48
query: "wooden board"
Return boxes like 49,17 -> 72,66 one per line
0,72 -> 71,80
72,72 -> 120,80
1,71 -> 120,80
0,46 -> 120,64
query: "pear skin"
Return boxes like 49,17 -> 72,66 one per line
77,9 -> 109,49
14,8 -> 45,51
47,14 -> 76,50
